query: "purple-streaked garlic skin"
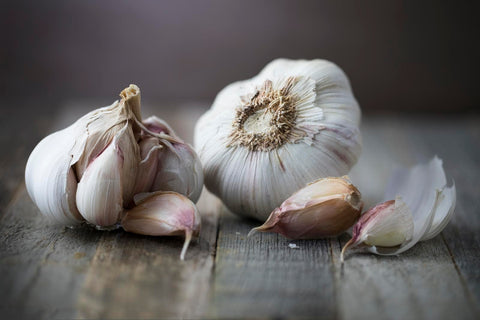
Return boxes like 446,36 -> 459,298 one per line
151,142 -> 204,203
249,177 -> 363,239
132,137 -> 162,197
260,199 -> 362,239
122,191 -> 200,237
121,191 -> 201,260
143,116 -> 179,139
340,198 -> 414,262
350,200 -> 396,246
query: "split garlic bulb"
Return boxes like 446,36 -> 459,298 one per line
25,85 -> 203,230
194,59 -> 362,220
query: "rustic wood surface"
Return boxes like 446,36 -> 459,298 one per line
0,102 -> 479,320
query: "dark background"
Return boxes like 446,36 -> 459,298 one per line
2,0 -> 479,112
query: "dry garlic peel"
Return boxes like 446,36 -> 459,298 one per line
341,156 -> 456,261
249,177 -> 363,239
121,192 -> 201,260
195,59 -> 361,221
25,85 -> 204,258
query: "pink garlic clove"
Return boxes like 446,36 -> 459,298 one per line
121,191 -> 201,260
249,177 -> 363,239
340,198 -> 413,262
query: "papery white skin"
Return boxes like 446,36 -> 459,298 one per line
360,198 -> 413,247
195,58 -> 362,220
76,124 -> 139,226
152,142 -> 204,203
25,128 -> 83,225
341,156 -> 456,261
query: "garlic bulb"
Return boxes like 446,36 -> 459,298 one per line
249,176 -> 363,239
195,58 -> 361,220
25,85 -> 203,235
341,156 -> 456,261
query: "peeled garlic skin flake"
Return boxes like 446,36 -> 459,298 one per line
195,58 -> 362,221
341,156 -> 456,261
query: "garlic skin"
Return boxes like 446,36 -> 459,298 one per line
341,156 -> 456,261
121,192 -> 201,260
195,59 -> 361,221
248,177 -> 363,239
340,198 -> 413,262
151,141 -> 204,203
25,85 -> 204,230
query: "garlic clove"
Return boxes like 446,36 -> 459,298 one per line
25,128 -> 83,225
132,136 -> 162,195
143,115 -> 179,139
341,156 -> 456,261
248,177 -> 363,239
117,124 -> 141,207
340,198 -> 413,262
151,141 -> 204,203
121,191 -> 201,260
76,124 -> 137,226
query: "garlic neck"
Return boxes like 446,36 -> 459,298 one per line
120,84 -> 142,121
229,77 -> 297,151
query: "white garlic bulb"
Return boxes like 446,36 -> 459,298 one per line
25,85 -> 204,230
194,59 -> 362,220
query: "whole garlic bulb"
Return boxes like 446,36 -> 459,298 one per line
25,85 -> 203,228
194,59 -> 361,220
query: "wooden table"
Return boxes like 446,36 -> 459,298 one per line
1,102 -> 479,319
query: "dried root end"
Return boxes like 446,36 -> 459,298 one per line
247,227 -> 260,238
340,237 -> 356,263
180,229 -> 193,261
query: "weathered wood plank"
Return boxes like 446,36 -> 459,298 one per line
209,207 -> 337,319
0,186 -> 103,319
0,103 -> 58,211
399,115 -> 480,308
0,103 -> 220,319
334,116 -> 478,320
2,101 -> 479,320
76,188 -> 220,319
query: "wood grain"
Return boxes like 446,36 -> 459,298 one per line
400,115 -> 480,308
209,207 -> 336,319
333,116 -> 479,320
0,103 -> 479,320
0,187 -> 103,319
76,188 -> 220,319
